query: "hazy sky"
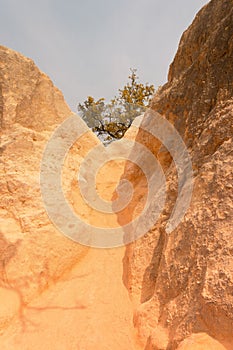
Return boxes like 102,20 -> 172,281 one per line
0,0 -> 208,111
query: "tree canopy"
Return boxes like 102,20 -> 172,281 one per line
78,69 -> 155,144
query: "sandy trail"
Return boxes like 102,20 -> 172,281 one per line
0,247 -> 140,350
0,156 -> 141,349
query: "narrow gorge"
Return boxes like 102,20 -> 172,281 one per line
0,0 -> 233,349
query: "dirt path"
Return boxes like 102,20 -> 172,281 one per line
0,157 -> 141,349
0,246 -> 140,350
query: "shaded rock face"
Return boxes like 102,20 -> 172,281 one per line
123,0 -> 233,349
0,46 -> 95,327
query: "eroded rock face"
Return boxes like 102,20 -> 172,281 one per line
1,0 -> 233,347
0,46 -> 96,328
123,1 -> 233,349
0,46 -> 139,349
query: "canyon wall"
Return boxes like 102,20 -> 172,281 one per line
0,0 -> 232,348
0,45 -> 98,328
122,0 -> 233,349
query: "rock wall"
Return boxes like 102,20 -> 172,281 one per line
0,46 -> 97,329
0,0 -> 233,347
122,0 -> 233,349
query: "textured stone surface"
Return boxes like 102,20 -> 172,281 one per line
0,45 -> 92,327
1,0 -> 233,348
122,0 -> 233,349
0,46 -> 140,349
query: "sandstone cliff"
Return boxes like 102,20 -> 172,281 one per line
0,0 -> 233,348
122,0 -> 233,349
0,45 -> 96,328
0,46 -> 138,350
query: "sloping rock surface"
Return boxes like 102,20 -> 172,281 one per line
0,45 -> 90,325
122,1 -> 233,349
0,45 -> 140,349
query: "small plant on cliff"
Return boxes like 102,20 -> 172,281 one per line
78,69 -> 155,144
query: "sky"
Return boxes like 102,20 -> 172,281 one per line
0,0 -> 208,111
